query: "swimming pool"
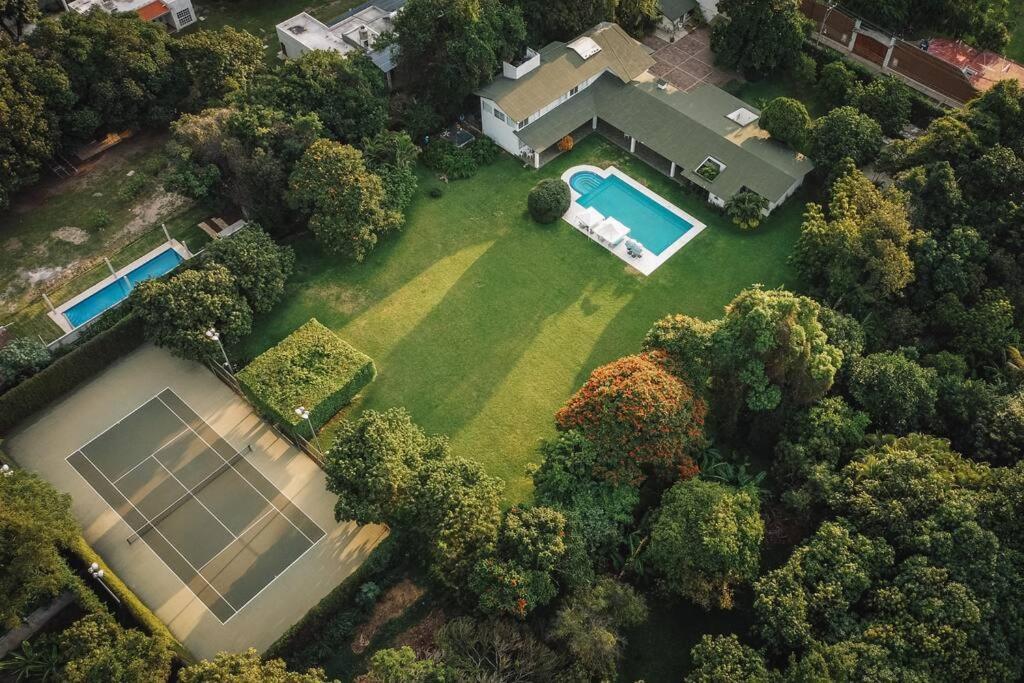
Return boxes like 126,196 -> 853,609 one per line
569,170 -> 695,255
63,248 -> 184,328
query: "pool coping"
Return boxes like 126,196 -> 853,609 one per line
559,165 -> 706,276
49,240 -> 193,334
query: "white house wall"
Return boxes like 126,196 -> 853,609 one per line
165,0 -> 195,30
277,28 -> 312,60
480,98 -> 525,157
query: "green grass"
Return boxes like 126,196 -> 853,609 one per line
192,0 -> 368,62
725,78 -> 827,118
239,136 -> 807,502
1007,0 -> 1024,63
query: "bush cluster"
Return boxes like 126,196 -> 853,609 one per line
236,318 -> 376,435
421,138 -> 500,180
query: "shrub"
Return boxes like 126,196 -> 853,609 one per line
203,225 -> 295,314
429,187 -> 444,198
725,190 -> 770,230
527,179 -> 570,224
0,337 -> 52,391
84,209 -> 111,230
469,137 -> 500,166
116,173 -> 147,202
421,140 -> 478,179
0,314 -> 145,433
236,318 -> 376,434
558,135 -> 574,152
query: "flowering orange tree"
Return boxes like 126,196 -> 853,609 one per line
558,135 -> 574,152
555,351 -> 706,482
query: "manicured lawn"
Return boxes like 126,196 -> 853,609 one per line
725,77 -> 827,118
239,136 -> 808,502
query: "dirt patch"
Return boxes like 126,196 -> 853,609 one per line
351,579 -> 426,654
392,608 -> 447,658
51,227 -> 90,245
121,190 -> 192,236
19,265 -> 70,286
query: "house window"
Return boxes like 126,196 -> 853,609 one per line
176,8 -> 193,25
569,85 -> 579,97
517,115 -> 531,130
482,102 -> 493,115
493,108 -> 507,124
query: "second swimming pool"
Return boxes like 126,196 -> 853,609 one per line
63,247 -> 184,328
569,171 -> 695,255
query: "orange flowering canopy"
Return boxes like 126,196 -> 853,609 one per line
555,351 -> 706,480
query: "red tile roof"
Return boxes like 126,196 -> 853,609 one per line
137,0 -> 169,21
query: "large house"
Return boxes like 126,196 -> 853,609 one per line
68,0 -> 197,31
476,23 -> 812,214
276,0 -> 405,85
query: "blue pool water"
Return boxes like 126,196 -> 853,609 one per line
64,248 -> 184,328
570,171 -> 694,255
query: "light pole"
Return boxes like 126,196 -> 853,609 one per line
87,562 -> 121,606
205,328 -> 233,373
294,406 -> 323,453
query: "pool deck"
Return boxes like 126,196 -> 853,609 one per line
559,165 -> 705,276
48,240 -> 192,334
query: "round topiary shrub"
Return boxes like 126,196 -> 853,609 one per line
527,179 -> 570,224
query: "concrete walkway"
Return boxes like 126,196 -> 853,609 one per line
0,591 -> 76,657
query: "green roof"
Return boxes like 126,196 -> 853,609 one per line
475,23 -> 654,123
659,0 -> 697,21
516,76 -> 814,202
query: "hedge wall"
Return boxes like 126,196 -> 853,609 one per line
236,319 -> 375,435
0,314 -> 146,433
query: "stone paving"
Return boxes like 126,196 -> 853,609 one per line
642,28 -> 739,92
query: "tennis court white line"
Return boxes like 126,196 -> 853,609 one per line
111,427 -> 191,485
196,507 -> 277,573
219,528 -> 325,624
69,447 -> 240,617
73,387 -> 172,457
153,459 -> 238,541
156,394 -> 319,546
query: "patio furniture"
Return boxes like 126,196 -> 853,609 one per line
577,207 -> 604,233
593,217 -> 629,247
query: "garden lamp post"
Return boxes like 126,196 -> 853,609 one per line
294,406 -> 322,453
87,562 -> 121,606
1,464 -> 12,477
205,328 -> 232,373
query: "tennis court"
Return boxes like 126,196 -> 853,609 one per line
66,387 -> 326,623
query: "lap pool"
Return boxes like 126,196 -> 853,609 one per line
62,246 -> 185,328
569,170 -> 696,256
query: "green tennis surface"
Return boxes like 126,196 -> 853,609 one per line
66,388 -> 325,623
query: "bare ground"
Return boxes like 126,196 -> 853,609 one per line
350,579 -> 426,655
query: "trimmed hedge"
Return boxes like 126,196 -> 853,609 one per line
0,314 -> 145,433
236,319 -> 375,435
67,536 -> 191,663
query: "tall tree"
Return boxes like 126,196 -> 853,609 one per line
173,27 -> 265,107
792,168 -> 918,316
57,616 -> 171,683
517,0 -> 610,44
29,10 -> 183,143
0,44 -> 71,208
809,106 -> 884,174
709,287 -> 843,435
555,351 -> 706,482
646,478 -> 764,609
711,0 -> 810,76
179,649 -> 332,682
204,225 -> 294,314
131,263 -> 253,362
1,470 -> 78,629
390,0 -> 526,116
288,138 -> 402,260
240,51 -> 387,144
0,0 -> 39,40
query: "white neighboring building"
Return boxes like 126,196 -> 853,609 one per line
68,0 -> 197,31
276,0 -> 405,85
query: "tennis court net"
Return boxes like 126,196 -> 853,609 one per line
127,450 -> 244,544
